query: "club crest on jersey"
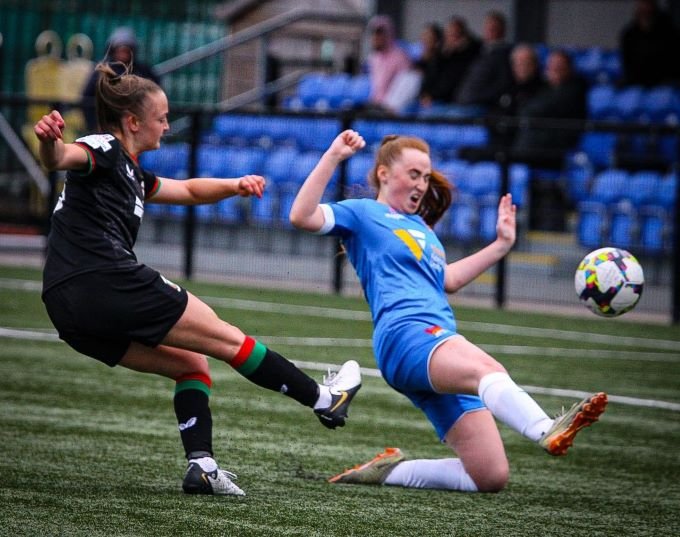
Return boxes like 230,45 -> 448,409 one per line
425,325 -> 449,337
393,229 -> 427,261
125,163 -> 136,183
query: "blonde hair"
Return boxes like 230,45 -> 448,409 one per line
369,135 -> 452,226
95,61 -> 162,132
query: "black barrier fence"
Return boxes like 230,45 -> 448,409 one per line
1,95 -> 679,323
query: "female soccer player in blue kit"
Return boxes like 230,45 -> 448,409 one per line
33,63 -> 361,497
290,130 -> 607,492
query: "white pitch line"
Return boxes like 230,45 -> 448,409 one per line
2,279 -> 677,352
2,326 -> 679,412
198,296 -> 680,352
261,336 -> 680,362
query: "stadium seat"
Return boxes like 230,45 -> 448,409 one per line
466,162 -> 500,197
608,200 -> 637,249
276,182 -> 300,226
478,194 -> 500,242
638,204 -> 668,253
295,72 -> 326,109
343,74 -> 372,108
294,118 -> 340,151
215,196 -> 243,223
262,146 -> 300,184
250,183 -> 277,224
448,193 -> 478,242
626,171 -> 661,207
587,85 -> 616,119
655,172 -> 678,209
509,164 -> 530,208
578,132 -> 617,168
564,151 -> 594,204
140,143 -> 189,178
438,159 -> 469,190
291,151 -> 324,183
613,86 -> 644,120
577,200 -> 608,248
638,86 -> 679,123
588,169 -> 628,204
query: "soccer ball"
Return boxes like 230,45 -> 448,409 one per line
574,247 -> 644,317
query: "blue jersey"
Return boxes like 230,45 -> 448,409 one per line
319,198 -> 457,348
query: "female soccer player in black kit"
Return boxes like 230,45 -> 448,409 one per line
33,62 -> 361,496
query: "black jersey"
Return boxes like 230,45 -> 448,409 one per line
43,134 -> 160,292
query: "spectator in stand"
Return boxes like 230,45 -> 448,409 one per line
414,23 -> 443,102
419,16 -> 481,109
512,50 -> 588,232
455,11 -> 513,112
497,44 -> 544,116
366,15 -> 412,111
489,44 -> 545,148
619,0 -> 680,87
512,49 -> 587,154
81,27 -> 161,130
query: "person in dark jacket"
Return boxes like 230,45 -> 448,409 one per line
81,27 -> 161,130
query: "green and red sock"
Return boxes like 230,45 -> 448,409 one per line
231,336 -> 319,407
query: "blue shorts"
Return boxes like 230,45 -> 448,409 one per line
375,321 -> 486,441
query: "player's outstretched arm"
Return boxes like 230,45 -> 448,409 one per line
34,110 -> 89,171
150,174 -> 265,205
444,194 -> 516,293
290,129 -> 365,232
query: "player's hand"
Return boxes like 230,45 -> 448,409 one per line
237,174 -> 265,198
496,193 -> 516,247
34,110 -> 65,142
327,129 -> 365,161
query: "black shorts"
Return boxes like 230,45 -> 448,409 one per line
42,265 -> 189,367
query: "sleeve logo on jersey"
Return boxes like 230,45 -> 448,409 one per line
393,229 -> 426,261
160,274 -> 182,292
75,134 -> 115,152
425,325 -> 450,337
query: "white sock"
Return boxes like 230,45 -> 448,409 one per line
478,372 -> 554,441
190,456 -> 218,472
313,385 -> 331,410
384,458 -> 478,491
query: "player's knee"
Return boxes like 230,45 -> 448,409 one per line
473,460 -> 509,492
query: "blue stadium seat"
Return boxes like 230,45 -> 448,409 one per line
294,118 -> 340,151
578,132 -> 617,168
639,86 -> 679,123
626,171 -> 661,207
589,169 -> 628,204
466,162 -> 500,197
262,146 -> 299,184
344,74 -> 372,108
577,200 -> 608,248
296,72 -> 326,108
250,184 -> 277,224
608,200 -> 637,248
291,151 -> 324,183
509,164 -> 530,208
448,193 -> 478,242
215,196 -> 243,223
140,143 -> 189,178
638,205 -> 668,253
478,194 -> 500,242
654,172 -> 678,209
613,86 -> 644,120
564,151 -> 594,204
438,159 -> 469,191
276,181 -> 299,226
587,85 -> 616,119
